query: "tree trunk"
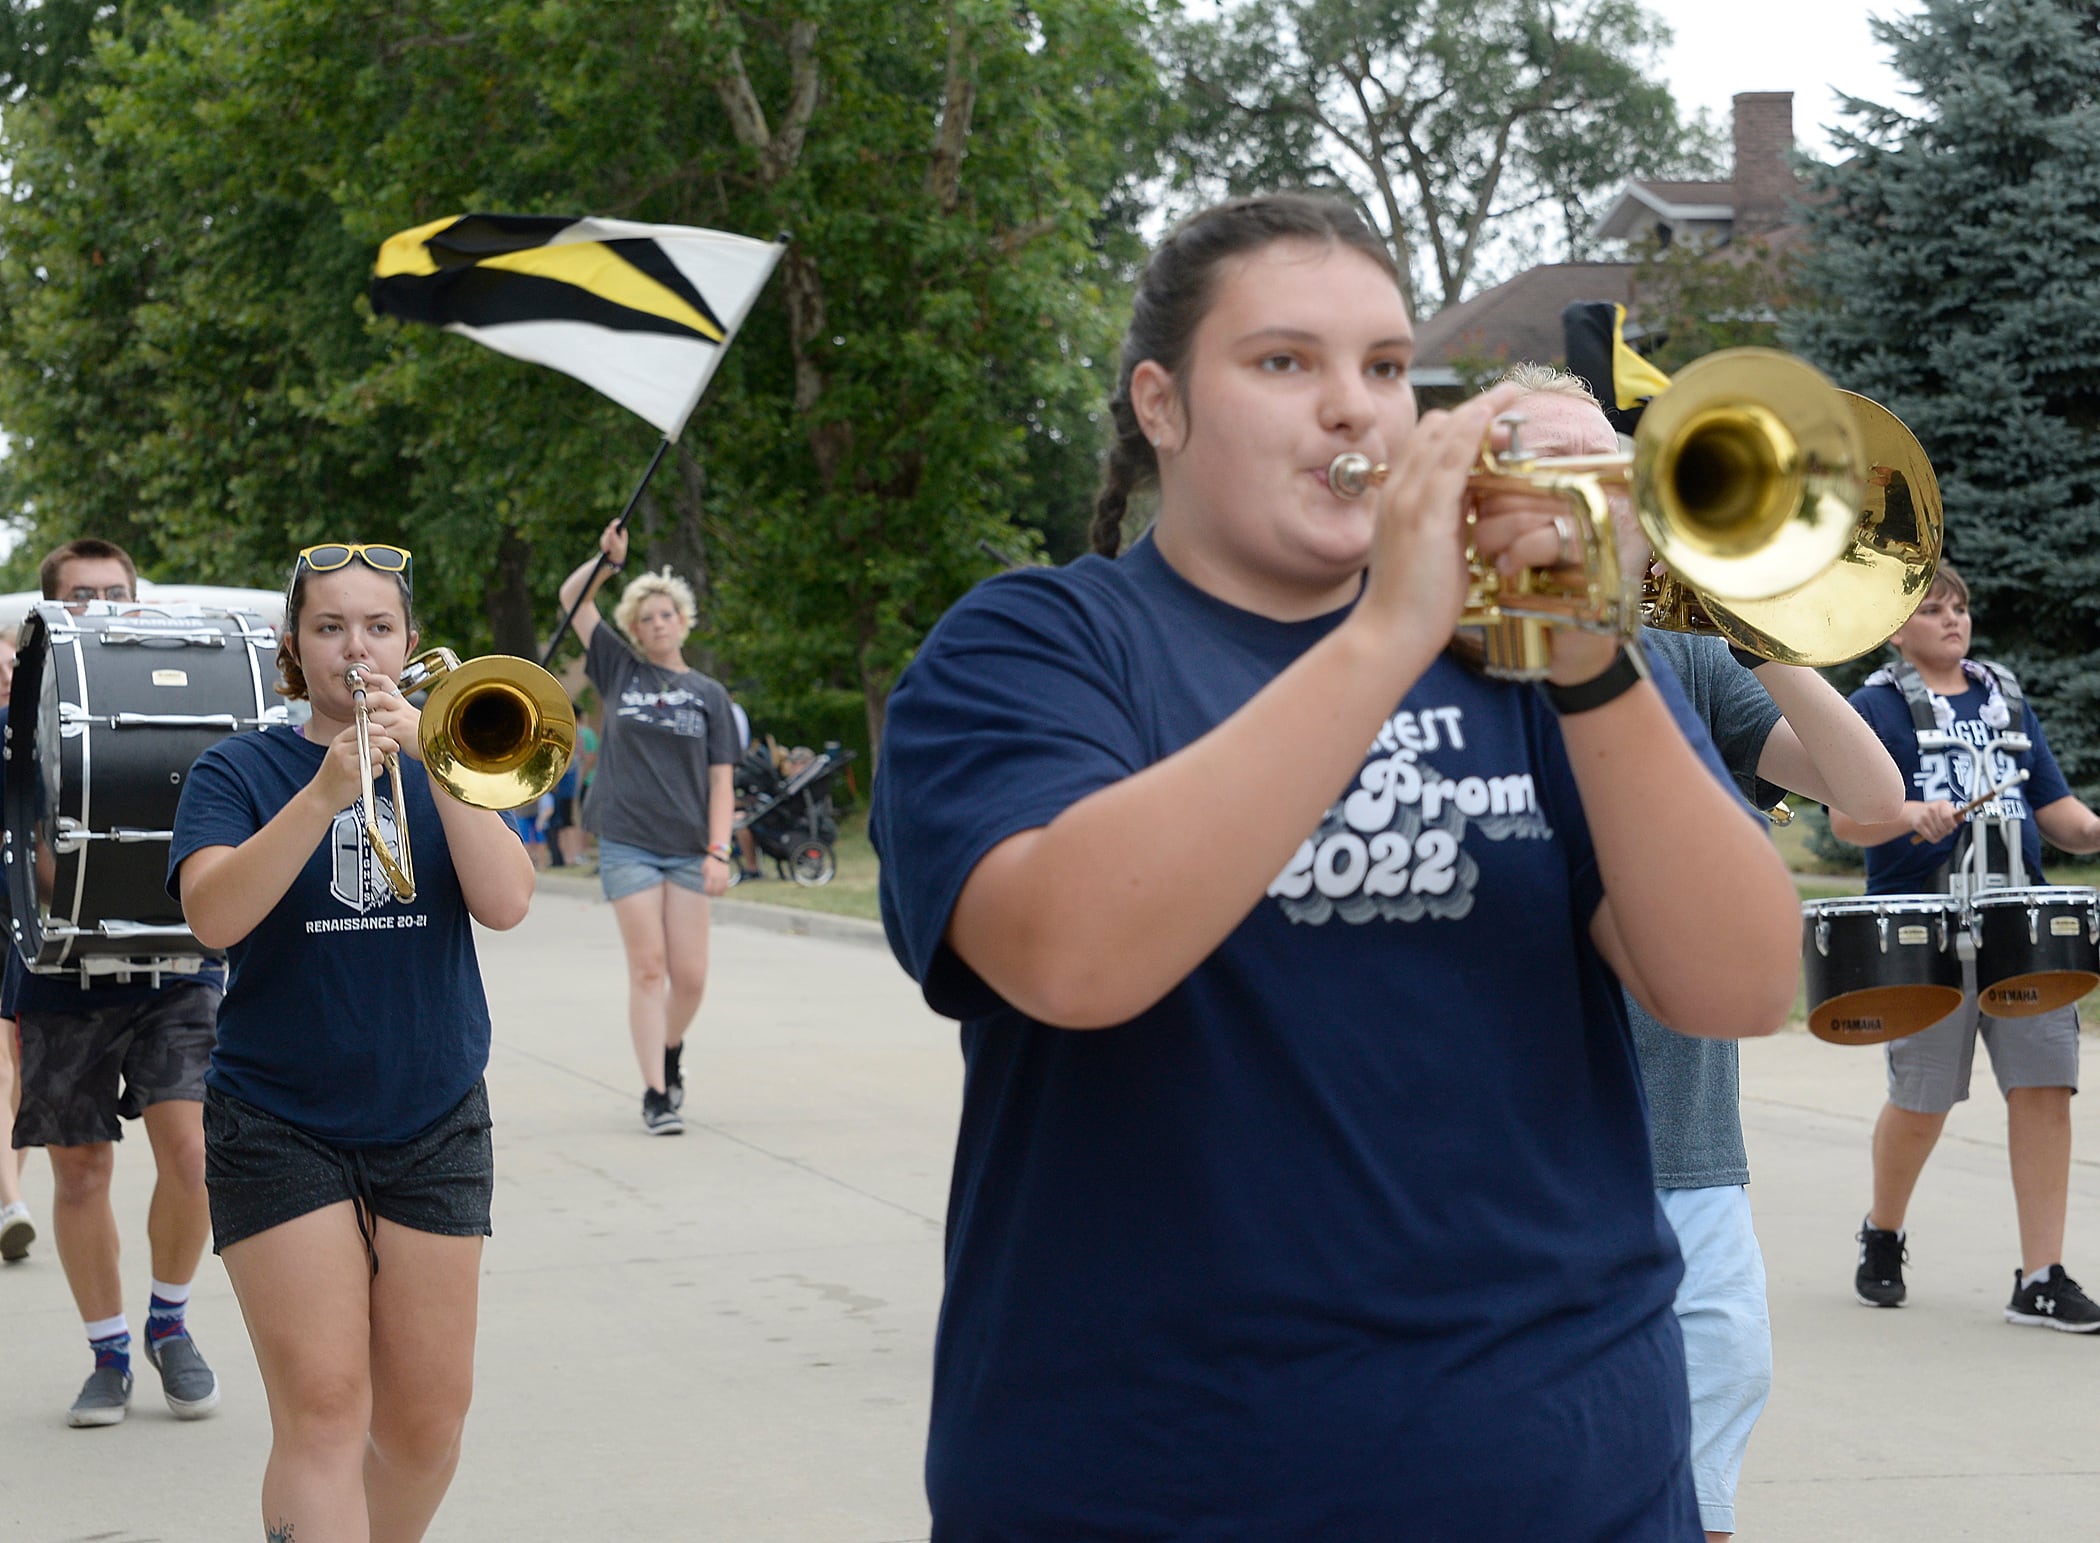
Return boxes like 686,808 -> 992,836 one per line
661,447 -> 717,675
484,525 -> 538,658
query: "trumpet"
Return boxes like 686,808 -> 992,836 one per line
1329,347 -> 1942,678
348,648 -> 577,902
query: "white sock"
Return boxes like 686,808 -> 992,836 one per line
2022,1265 -> 2058,1290
83,1313 -> 128,1343
0,1200 -> 29,1219
148,1277 -> 192,1306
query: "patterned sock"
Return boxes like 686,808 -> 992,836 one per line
85,1314 -> 131,1375
147,1278 -> 192,1345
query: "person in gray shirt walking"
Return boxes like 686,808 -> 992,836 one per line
557,523 -> 740,1136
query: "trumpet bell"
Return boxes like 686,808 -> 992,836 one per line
1652,392 -> 1943,667
421,655 -> 576,810
1633,348 -> 1865,602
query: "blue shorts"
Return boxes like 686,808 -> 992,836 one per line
599,838 -> 710,902
1659,1184 -> 1772,1537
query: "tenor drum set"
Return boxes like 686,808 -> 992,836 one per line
1803,887 -> 2100,1045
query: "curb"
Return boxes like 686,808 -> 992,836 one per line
710,895 -> 890,950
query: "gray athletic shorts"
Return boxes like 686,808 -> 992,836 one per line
12,980 -> 221,1148
204,1081 -> 494,1266
1886,954 -> 2081,1114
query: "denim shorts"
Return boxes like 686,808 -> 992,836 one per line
599,837 -> 710,902
204,1081 -> 494,1268
1659,1184 -> 1772,1536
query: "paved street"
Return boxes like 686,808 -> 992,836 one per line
1,878 -> 2095,1539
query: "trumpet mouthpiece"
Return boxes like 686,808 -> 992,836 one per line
1328,453 -> 1384,499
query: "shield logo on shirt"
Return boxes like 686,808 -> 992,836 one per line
329,800 -> 403,914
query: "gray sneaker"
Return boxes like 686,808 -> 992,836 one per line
66,1364 -> 133,1428
143,1331 -> 221,1418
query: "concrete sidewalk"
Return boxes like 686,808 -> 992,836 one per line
0,882 -> 2094,1539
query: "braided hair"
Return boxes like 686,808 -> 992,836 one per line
1090,194 -> 1403,557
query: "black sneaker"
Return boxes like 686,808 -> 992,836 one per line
2006,1265 -> 2100,1332
664,1046 -> 685,1112
641,1088 -> 684,1136
1856,1219 -> 1908,1307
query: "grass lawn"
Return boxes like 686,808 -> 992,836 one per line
722,808 -> 882,924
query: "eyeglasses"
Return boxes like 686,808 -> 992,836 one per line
294,543 -> 412,578
64,585 -> 134,604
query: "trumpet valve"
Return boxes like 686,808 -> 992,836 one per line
1327,453 -> 1386,500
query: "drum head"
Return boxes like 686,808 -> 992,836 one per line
1809,984 -> 1966,1046
1980,970 -> 2099,1018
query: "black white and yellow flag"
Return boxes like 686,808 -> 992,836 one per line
371,214 -> 784,439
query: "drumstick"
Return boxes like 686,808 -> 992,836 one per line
1909,768 -> 2030,844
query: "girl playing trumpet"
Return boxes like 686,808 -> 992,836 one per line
871,193 -> 1802,1538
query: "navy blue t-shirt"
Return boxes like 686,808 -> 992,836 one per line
167,724 -> 492,1146
874,538 -> 1726,1539
1848,679 -> 2071,894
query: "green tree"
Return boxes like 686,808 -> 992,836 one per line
1629,232 -> 1796,374
1783,0 -> 2100,803
1160,0 -> 1719,316
0,0 -> 1161,755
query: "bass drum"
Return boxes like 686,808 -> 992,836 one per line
1973,886 -> 2100,1018
1802,895 -> 1965,1045
4,602 -> 285,978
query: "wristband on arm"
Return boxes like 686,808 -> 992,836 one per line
1540,644 -> 1650,715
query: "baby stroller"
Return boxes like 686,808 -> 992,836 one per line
733,738 -> 856,886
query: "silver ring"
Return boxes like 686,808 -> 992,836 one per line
1551,514 -> 1575,567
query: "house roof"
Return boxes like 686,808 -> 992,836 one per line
1410,262 -> 1639,386
1592,178 -> 1738,241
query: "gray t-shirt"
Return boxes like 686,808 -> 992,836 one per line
581,624 -> 739,857
1629,629 -> 1785,1189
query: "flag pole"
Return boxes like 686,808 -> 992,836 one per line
540,435 -> 673,668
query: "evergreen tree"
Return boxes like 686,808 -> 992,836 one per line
1784,0 -> 2100,802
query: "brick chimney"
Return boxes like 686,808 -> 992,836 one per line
1731,92 -> 1796,236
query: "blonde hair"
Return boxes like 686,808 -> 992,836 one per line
612,567 -> 698,640
1495,363 -> 1601,406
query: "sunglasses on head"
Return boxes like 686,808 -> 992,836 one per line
294,542 -> 412,577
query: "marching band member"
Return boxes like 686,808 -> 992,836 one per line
10,539 -> 226,1426
871,193 -> 1800,1539
1831,563 -> 2100,1328
555,524 -> 739,1136
171,542 -> 533,1543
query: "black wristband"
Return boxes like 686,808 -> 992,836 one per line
1727,644 -> 1765,672
1541,644 -> 1650,715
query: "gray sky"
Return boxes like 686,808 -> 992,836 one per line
1641,0 -> 1925,161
